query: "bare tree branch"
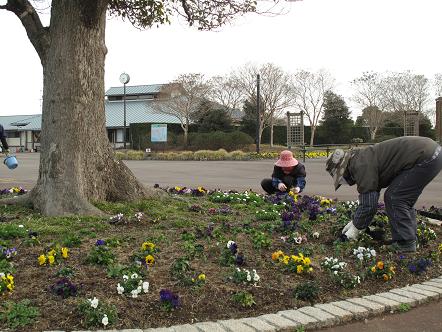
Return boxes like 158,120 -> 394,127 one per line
1,0 -> 49,63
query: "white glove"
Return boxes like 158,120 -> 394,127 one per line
277,183 -> 287,191
342,221 -> 361,241
293,187 -> 301,194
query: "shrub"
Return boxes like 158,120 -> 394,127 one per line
194,150 -> 213,161
188,131 -> 253,151
114,151 -> 126,160
178,151 -> 194,160
228,150 -> 247,160
126,150 -> 145,160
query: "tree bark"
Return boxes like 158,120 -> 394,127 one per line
270,119 -> 274,147
309,126 -> 316,146
23,1 -> 151,216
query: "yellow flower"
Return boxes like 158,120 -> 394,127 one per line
7,283 -> 14,291
308,267 -> 313,273
141,242 -> 156,251
283,255 -> 290,265
145,255 -> 155,265
439,243 -> 442,252
296,265 -> 304,274
48,249 -> 56,256
48,255 -> 55,265
197,186 -> 206,193
377,261 -> 384,269
272,251 -> 283,261
61,247 -> 69,259
371,266 -> 376,273
383,274 -> 389,281
198,273 -> 206,281
304,257 -> 311,265
6,274 -> 14,283
38,254 -> 46,265
175,186 -> 182,191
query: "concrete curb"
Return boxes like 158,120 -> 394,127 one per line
38,276 -> 442,332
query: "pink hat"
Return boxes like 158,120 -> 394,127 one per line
275,150 -> 298,167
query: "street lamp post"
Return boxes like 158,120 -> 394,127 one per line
256,74 -> 261,153
119,73 -> 130,149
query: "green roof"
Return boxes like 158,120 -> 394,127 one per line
105,84 -> 165,96
0,99 -> 181,131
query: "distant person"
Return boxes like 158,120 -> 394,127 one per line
0,124 -> 10,155
326,136 -> 442,253
261,150 -> 306,195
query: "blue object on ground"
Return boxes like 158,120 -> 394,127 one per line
4,155 -> 18,169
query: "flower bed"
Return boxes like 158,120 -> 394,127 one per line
115,149 -> 328,161
417,206 -> 442,221
0,187 -> 441,331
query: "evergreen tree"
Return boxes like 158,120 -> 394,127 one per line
240,99 -> 258,139
192,99 -> 233,132
320,91 -> 354,144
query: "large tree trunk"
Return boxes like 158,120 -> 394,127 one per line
270,120 -> 274,147
370,126 -> 378,140
27,1 -> 149,216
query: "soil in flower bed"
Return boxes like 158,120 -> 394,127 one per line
1,191 -> 441,331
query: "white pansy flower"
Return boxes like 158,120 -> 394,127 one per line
89,297 -> 99,308
117,283 -> 124,295
370,250 -> 376,257
102,314 -> 108,326
131,290 -> 138,298
227,240 -> 235,249
142,281 -> 150,293
131,273 -> 138,279
123,275 -> 129,281
312,232 -> 320,239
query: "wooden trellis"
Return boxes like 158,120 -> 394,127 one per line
403,111 -> 419,136
287,111 -> 304,148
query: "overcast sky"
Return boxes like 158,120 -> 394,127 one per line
0,0 -> 441,119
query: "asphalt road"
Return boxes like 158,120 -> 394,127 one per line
2,153 -> 442,207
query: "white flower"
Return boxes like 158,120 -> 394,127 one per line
357,253 -> 363,260
102,314 -> 108,326
117,283 -> 124,295
131,290 -> 138,298
89,297 -> 99,308
0,273 -> 5,278
246,274 -> 252,282
123,275 -> 129,281
131,273 -> 138,279
142,281 -> 150,293
334,270 -> 338,275
312,232 -> 320,239
137,286 -> 142,293
294,237 -> 302,244
370,249 -> 377,257
253,271 -> 260,282
18,224 -> 24,228
227,240 -> 235,249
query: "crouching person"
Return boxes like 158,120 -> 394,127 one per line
261,150 -> 306,195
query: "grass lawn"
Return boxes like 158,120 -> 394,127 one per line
0,187 -> 441,331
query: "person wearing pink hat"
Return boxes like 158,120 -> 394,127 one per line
261,150 -> 306,195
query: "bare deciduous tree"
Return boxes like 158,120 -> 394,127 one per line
434,73 -> 442,98
208,74 -> 244,117
154,73 -> 210,147
291,69 -> 335,146
234,63 -> 293,146
351,72 -> 385,140
381,71 -> 430,115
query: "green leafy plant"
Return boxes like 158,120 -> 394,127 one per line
232,291 -> 255,307
78,297 -> 117,328
0,300 -> 39,329
293,281 -> 320,302
398,303 -> 411,313
55,266 -> 75,278
85,242 -> 115,266
61,234 -> 82,247
0,224 -> 27,239
251,231 -> 271,249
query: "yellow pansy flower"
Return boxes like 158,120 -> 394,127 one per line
48,255 -> 55,264
304,257 -> 311,265
38,254 -> 46,265
142,242 -> 155,251
48,249 -> 56,256
61,247 -> 69,258
283,255 -> 290,265
376,261 -> 384,269
371,266 -> 376,272
145,255 -> 155,265
383,274 -> 389,281
198,273 -> 206,281
296,265 -> 304,274
7,283 -> 14,291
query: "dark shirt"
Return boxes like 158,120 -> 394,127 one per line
0,124 -> 8,150
271,164 -> 306,191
